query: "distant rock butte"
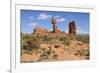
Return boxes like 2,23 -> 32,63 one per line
33,26 -> 48,35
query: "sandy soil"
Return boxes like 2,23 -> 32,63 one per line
21,40 -> 89,63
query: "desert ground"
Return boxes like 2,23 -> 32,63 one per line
21,33 -> 89,63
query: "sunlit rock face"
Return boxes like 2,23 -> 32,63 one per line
34,26 -> 45,35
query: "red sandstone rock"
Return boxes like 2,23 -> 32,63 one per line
69,21 -> 76,35
52,18 -> 57,33
34,26 -> 44,34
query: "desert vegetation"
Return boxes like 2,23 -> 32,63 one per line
21,33 -> 89,63
76,34 -> 89,44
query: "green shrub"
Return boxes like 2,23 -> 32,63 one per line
76,49 -> 89,56
22,40 -> 40,52
38,48 -> 58,61
63,38 -> 71,45
32,35 -> 38,41
59,36 -> 68,41
59,36 -> 71,45
22,35 -> 31,40
76,35 -> 89,44
22,34 -> 38,42
43,35 -> 52,41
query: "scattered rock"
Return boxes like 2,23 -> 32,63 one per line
54,45 -> 61,48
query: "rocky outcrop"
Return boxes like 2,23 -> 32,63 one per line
34,26 -> 45,34
69,21 -> 76,35
33,18 -> 77,35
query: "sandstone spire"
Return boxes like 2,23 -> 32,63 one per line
69,21 -> 76,35
52,17 -> 57,33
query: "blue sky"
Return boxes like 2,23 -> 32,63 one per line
21,9 -> 90,34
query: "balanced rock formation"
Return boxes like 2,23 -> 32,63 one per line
52,17 -> 56,33
52,18 -> 61,33
69,21 -> 76,35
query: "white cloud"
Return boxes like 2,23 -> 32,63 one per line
28,22 -> 38,29
55,16 -> 60,19
65,29 -> 68,33
54,16 -> 65,22
29,16 -> 34,19
77,30 -> 89,34
57,18 -> 65,22
77,27 -> 89,34
38,13 -> 51,20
